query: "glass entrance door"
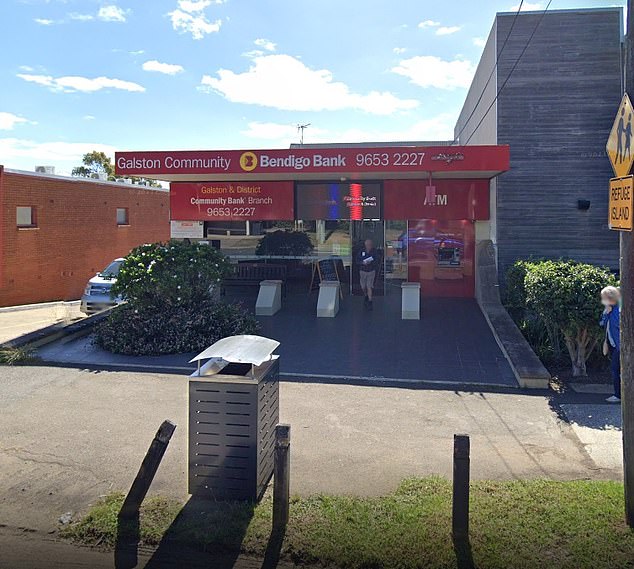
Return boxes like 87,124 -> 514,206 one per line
351,220 -> 385,296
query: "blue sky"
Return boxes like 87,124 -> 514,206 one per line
0,0 -> 625,174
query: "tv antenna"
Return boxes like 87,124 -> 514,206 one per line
297,123 -> 311,145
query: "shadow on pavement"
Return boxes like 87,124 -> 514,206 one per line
547,387 -> 623,431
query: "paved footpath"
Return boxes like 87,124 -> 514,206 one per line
0,365 -> 620,534
0,302 -> 83,344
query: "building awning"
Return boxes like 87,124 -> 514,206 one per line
115,144 -> 510,182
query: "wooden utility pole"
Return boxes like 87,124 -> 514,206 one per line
622,0 -> 634,527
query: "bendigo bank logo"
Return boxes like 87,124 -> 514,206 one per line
239,151 -> 258,172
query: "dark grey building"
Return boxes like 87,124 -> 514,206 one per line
455,7 -> 623,280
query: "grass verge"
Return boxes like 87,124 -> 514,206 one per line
61,477 -> 634,569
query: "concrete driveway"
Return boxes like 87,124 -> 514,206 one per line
0,302 -> 83,344
0,364 -> 619,535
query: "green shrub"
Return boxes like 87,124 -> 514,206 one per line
255,230 -> 314,257
0,345 -> 37,365
503,260 -> 530,322
111,241 -> 231,310
94,301 -> 260,355
506,260 -> 617,377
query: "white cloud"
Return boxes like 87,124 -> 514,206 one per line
509,2 -> 543,11
393,47 -> 407,54
83,115 -> 96,121
473,37 -> 486,47
392,56 -> 475,90
436,26 -> 461,35
241,114 -> 456,145
0,112 -> 33,131
17,73 -> 145,93
418,20 -> 440,28
200,54 -> 418,115
98,5 -> 128,22
0,138 -> 116,175
168,0 -> 222,40
69,13 -> 94,21
34,18 -> 54,25
142,60 -> 185,75
254,38 -> 276,52
242,49 -> 264,58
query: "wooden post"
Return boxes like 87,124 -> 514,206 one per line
273,424 -> 291,533
452,434 -> 470,540
623,0 -> 634,528
119,420 -> 176,520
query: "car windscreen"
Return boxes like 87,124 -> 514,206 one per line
99,260 -> 123,278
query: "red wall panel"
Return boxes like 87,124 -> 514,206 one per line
384,179 -> 489,221
170,181 -> 294,221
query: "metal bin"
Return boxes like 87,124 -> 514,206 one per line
188,335 -> 280,501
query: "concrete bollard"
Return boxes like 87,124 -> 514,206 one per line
256,280 -> 283,316
401,282 -> 421,319
317,282 -> 340,317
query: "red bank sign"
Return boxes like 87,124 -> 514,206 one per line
116,146 -> 509,177
170,181 -> 294,221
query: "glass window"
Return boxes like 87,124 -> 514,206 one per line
384,220 -> 408,280
100,260 -> 123,278
17,206 -> 35,227
296,182 -> 382,220
116,208 -> 129,225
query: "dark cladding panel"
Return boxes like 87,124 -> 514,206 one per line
495,9 -> 621,278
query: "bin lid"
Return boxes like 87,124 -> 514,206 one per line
189,334 -> 280,367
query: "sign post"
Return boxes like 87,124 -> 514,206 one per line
609,8 -> 634,524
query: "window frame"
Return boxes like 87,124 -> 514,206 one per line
16,206 -> 36,228
116,207 -> 129,226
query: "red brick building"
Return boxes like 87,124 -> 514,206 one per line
0,166 -> 170,307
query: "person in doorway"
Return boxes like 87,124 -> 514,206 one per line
358,239 -> 378,310
600,286 -> 621,403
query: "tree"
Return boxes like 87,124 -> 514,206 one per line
523,260 -> 618,377
255,230 -> 314,257
72,149 -> 163,187
72,151 -> 114,180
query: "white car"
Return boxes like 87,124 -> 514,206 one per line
80,258 -> 125,314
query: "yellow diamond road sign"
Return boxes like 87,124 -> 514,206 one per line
607,93 -> 634,178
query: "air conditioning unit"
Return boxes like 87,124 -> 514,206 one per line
35,165 -> 55,175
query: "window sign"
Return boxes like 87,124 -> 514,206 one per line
296,182 -> 382,220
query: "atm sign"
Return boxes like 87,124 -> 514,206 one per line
609,176 -> 634,231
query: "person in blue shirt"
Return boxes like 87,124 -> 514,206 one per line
600,286 -> 621,403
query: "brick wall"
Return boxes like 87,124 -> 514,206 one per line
0,166 -> 170,307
